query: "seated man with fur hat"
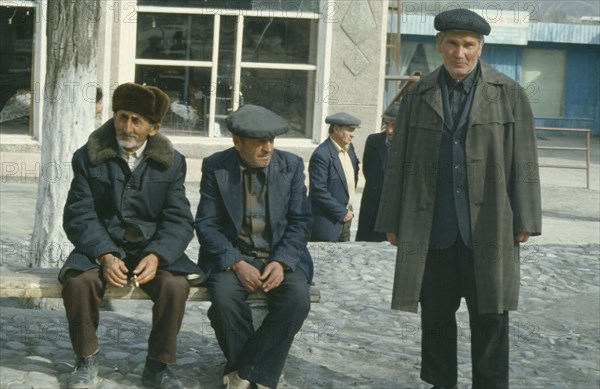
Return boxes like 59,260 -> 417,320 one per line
60,82 -> 203,389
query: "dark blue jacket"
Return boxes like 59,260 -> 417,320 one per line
60,120 -> 201,282
308,137 -> 359,241
194,148 -> 314,283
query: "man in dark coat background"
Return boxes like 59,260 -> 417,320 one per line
60,83 -> 201,389
376,9 -> 542,389
308,112 -> 360,242
356,102 -> 398,242
195,105 -> 313,389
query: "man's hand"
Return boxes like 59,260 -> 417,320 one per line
99,253 -> 129,287
260,261 -> 285,293
232,261 -> 262,292
515,231 -> 530,243
343,210 -> 354,223
386,232 -> 398,246
133,253 -> 160,285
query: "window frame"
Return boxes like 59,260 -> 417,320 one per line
120,4 -> 326,141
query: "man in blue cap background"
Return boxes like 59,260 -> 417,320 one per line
308,112 -> 361,242
194,104 -> 313,389
376,8 -> 541,389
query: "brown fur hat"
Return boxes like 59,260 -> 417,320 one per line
112,83 -> 170,124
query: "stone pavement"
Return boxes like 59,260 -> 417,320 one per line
0,135 -> 599,388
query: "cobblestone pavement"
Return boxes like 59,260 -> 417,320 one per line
1,240 -> 599,388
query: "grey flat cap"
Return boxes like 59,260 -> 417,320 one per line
325,112 -> 361,128
226,104 -> 289,138
434,8 -> 491,36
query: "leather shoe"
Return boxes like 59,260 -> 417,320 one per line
142,362 -> 183,389
431,386 -> 457,389
67,352 -> 99,389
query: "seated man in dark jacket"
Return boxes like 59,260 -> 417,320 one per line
60,83 -> 202,389
195,105 -> 313,389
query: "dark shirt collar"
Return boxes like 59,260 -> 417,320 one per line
443,62 -> 479,94
239,160 -> 267,178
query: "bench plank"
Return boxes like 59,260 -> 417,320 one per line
0,268 -> 320,302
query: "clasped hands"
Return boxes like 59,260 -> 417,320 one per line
232,260 -> 284,293
98,252 -> 159,288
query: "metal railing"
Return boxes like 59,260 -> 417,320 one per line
536,127 -> 591,189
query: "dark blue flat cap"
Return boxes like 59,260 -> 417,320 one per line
325,112 -> 361,128
434,8 -> 491,36
226,104 -> 289,138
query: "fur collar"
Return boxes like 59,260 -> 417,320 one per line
87,119 -> 174,168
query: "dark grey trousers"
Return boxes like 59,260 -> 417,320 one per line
206,261 -> 310,389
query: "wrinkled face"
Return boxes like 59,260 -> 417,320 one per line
383,119 -> 395,141
113,110 -> 159,152
436,30 -> 483,81
233,135 -> 275,168
331,125 -> 355,147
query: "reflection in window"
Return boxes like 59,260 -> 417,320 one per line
138,0 -> 319,12
243,18 -> 314,64
241,69 -> 315,137
0,7 -> 35,134
135,10 -> 318,138
136,65 -> 212,134
137,13 -> 214,61
522,48 -> 566,118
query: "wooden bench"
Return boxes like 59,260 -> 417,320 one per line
0,268 -> 321,303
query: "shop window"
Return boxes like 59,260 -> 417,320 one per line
0,6 -> 35,134
135,8 -> 318,138
522,48 -> 566,118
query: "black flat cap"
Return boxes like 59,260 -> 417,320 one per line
434,8 -> 491,36
325,112 -> 361,128
382,102 -> 400,121
226,104 -> 289,138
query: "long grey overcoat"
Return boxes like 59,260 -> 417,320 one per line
375,61 -> 542,314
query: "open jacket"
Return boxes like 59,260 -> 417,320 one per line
375,61 -> 542,314
60,120 -> 201,281
194,148 -> 314,283
308,137 -> 360,241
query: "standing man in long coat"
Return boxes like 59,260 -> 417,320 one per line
356,102 -> 398,242
375,9 -> 542,389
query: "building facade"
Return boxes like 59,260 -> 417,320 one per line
0,0 -> 389,160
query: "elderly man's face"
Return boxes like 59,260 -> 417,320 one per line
331,125 -> 356,147
436,30 -> 483,81
233,135 -> 275,168
113,110 -> 159,152
383,119 -> 395,141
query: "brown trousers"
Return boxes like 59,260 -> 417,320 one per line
61,268 -> 189,364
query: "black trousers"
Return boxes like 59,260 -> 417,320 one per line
62,268 -> 189,363
420,239 -> 509,388
206,260 -> 310,389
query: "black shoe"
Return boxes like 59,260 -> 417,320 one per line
68,352 -> 99,389
142,362 -> 183,389
431,386 -> 457,389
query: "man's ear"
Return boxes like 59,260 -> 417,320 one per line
232,134 -> 242,151
435,32 -> 442,52
149,123 -> 161,136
